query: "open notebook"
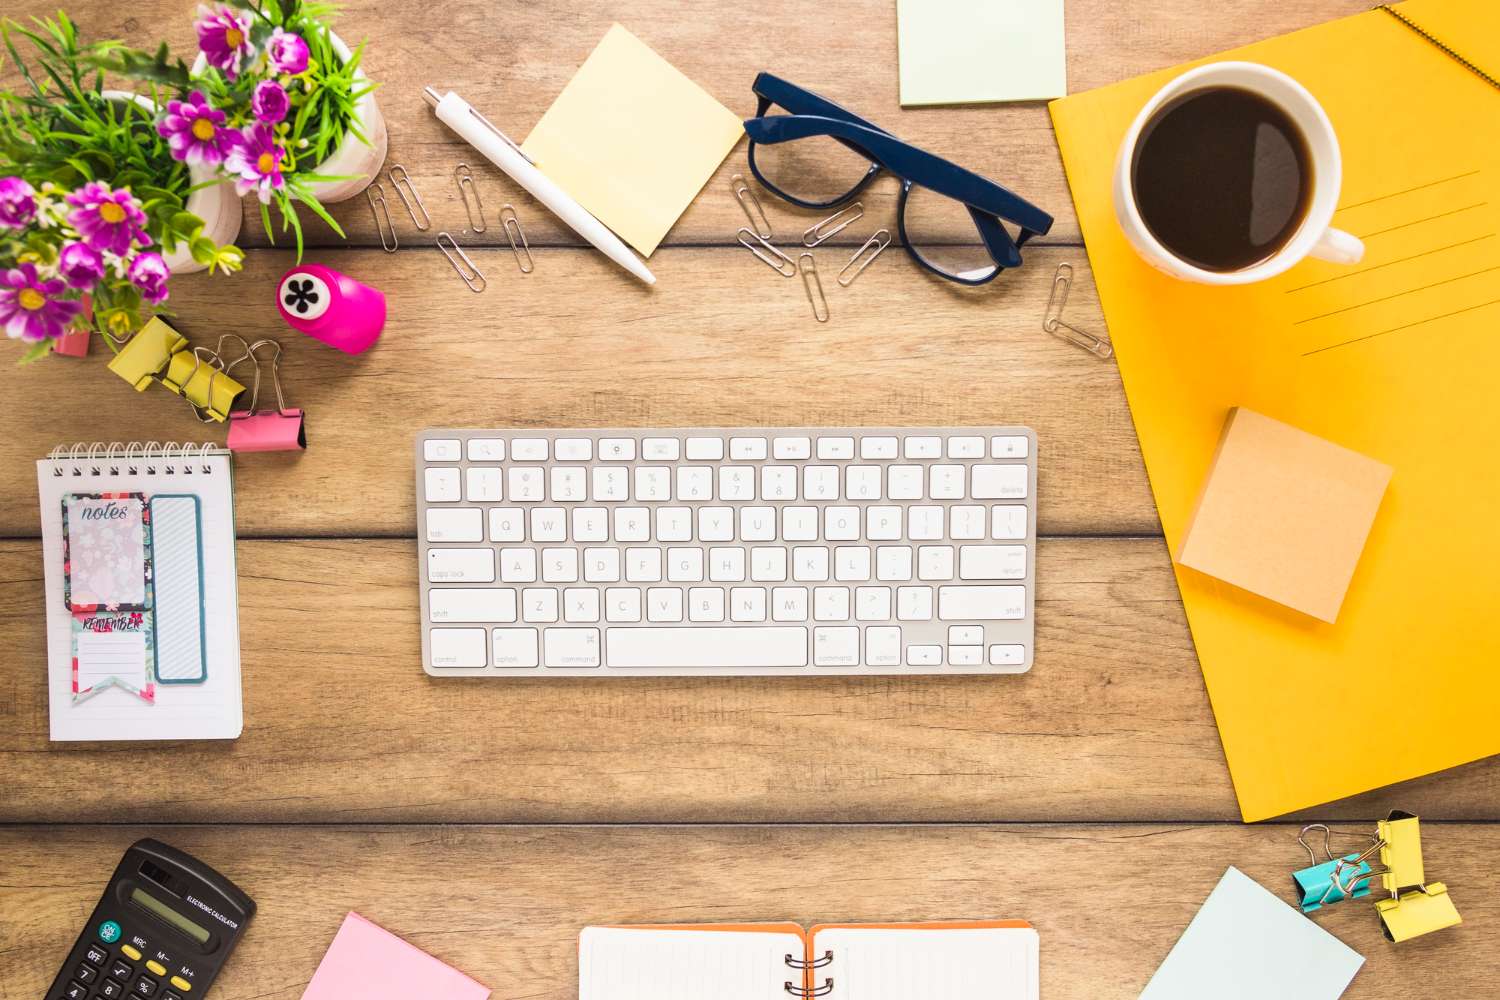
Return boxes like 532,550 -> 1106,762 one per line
579,922 -> 1038,1000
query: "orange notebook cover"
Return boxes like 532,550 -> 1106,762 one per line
1048,0 -> 1500,820
579,920 -> 1038,999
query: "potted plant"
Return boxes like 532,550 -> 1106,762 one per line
0,13 -> 244,361
110,1 -> 384,259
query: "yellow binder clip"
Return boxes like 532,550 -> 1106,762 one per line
106,318 -> 247,422
1372,811 -> 1462,943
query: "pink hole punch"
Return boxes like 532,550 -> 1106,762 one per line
276,264 -> 385,354
225,339 -> 307,453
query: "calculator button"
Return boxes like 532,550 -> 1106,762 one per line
169,977 -> 192,992
133,976 -> 159,996
100,979 -> 125,999
146,961 -> 167,976
120,944 -> 143,961
85,944 -> 109,966
98,920 -> 122,943
63,982 -> 88,1000
75,962 -> 99,984
110,960 -> 134,981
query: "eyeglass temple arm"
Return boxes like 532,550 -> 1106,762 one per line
743,114 -> 1054,236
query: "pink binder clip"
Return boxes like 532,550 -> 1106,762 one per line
276,264 -> 385,354
225,339 -> 307,453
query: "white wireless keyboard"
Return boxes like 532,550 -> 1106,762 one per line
416,427 -> 1037,676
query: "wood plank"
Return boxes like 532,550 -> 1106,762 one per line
3,823 -> 1495,1000
4,537 -> 1496,823
0,246 -> 1157,539
5,0 -> 1372,249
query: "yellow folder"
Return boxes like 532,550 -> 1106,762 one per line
1049,0 -> 1500,820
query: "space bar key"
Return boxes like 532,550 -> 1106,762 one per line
606,627 -> 809,668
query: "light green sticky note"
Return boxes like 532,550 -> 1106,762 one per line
897,0 -> 1067,106
522,24 -> 745,257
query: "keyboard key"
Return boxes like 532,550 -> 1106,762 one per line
512,438 -> 549,460
813,626 -> 860,666
555,438 -> 593,461
866,626 -> 902,665
904,436 -> 941,458
947,436 -> 985,458
730,437 -> 768,460
959,545 -> 1027,580
939,585 -> 1026,620
599,438 -> 636,461
424,438 -> 461,461
492,628 -> 539,667
430,628 -> 487,667
817,436 -> 855,459
607,626 -> 808,667
430,588 -> 516,623
467,437 -> 505,461
643,437 -> 681,460
773,436 -> 811,459
991,435 -> 1029,459
545,627 -> 601,666
972,464 -> 1028,499
428,548 -> 494,583
424,467 -> 460,502
989,644 -> 1026,666
860,436 -> 898,459
907,644 -> 943,665
426,507 -> 483,543
686,437 -> 724,460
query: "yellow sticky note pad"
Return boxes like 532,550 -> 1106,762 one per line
522,24 -> 744,257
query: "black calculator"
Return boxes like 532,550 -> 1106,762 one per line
46,839 -> 255,1000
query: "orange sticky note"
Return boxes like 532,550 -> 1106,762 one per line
1177,408 -> 1391,623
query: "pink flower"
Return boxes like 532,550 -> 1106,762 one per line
1,263 -> 83,341
195,3 -> 255,79
0,176 -> 36,228
251,79 -> 290,123
128,252 -> 171,305
266,27 -> 309,75
58,242 -> 105,289
157,90 -> 233,166
224,123 -> 286,203
65,182 -> 152,255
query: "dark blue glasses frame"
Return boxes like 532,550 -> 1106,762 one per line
743,72 -> 1053,285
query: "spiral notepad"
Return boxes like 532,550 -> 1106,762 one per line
579,921 -> 1038,1000
38,442 -> 244,741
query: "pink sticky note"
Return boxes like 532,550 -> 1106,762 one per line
301,912 -> 491,1000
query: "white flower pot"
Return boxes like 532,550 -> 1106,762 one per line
189,29 -> 387,204
107,90 -> 242,275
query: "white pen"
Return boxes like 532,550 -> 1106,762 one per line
422,86 -> 656,286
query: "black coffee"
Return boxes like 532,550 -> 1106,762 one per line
1131,86 -> 1312,272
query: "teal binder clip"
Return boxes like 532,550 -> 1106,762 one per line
1293,824 -> 1382,912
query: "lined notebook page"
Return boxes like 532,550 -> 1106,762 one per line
580,928 -> 801,1000
814,927 -> 1039,1000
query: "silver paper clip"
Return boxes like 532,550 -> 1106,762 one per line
1044,263 -> 1113,358
436,232 -> 486,292
738,228 -> 796,277
389,164 -> 431,231
500,204 -> 534,273
803,203 -> 864,247
838,229 -> 891,287
454,164 -> 487,233
731,173 -> 772,240
799,253 -> 829,323
366,183 -> 397,252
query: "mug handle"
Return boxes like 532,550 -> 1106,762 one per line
1311,226 -> 1365,265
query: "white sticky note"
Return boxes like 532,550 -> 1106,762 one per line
1139,867 -> 1364,1000
897,0 -> 1067,106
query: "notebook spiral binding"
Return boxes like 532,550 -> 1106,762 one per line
45,441 -> 228,479
783,950 -> 834,997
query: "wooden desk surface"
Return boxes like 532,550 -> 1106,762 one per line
2,2 -> 1494,997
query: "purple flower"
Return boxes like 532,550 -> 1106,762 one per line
195,3 -> 255,79
251,79 -> 290,123
157,90 -> 233,166
224,123 -> 286,203
0,263 -> 83,341
57,242 -> 106,289
266,27 -> 309,75
65,182 -> 151,255
0,176 -> 37,228
128,252 -> 171,305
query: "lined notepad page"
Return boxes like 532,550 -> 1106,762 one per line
579,928 -> 802,1000
814,927 -> 1039,1000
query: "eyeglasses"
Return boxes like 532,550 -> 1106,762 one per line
742,73 -> 1054,286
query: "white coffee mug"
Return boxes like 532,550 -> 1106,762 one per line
1113,61 -> 1364,285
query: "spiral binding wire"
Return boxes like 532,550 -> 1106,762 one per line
46,442 -> 226,478
784,950 -> 834,997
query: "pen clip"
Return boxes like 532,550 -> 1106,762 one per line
465,106 -> 537,166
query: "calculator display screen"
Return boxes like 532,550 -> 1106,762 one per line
130,886 -> 211,944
